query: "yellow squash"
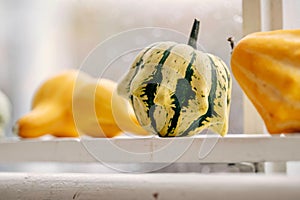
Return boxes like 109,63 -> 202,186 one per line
73,76 -> 149,137
231,29 -> 300,134
14,70 -> 148,138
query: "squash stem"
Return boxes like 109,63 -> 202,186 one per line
188,19 -> 200,49
227,37 -> 235,53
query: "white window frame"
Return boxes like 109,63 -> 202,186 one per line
242,0 -> 283,134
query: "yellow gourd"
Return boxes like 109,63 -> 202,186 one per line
73,76 -> 149,137
231,29 -> 300,134
14,70 -> 148,138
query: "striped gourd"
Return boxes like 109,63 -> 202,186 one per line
117,19 -> 231,137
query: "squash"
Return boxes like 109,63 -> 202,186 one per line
14,70 -> 83,138
118,19 -> 232,137
0,90 -> 12,137
231,29 -> 300,134
14,70 -> 147,138
73,76 -> 149,137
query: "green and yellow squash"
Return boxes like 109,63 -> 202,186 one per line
118,19 -> 232,137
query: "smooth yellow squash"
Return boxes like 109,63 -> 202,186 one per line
231,29 -> 300,134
